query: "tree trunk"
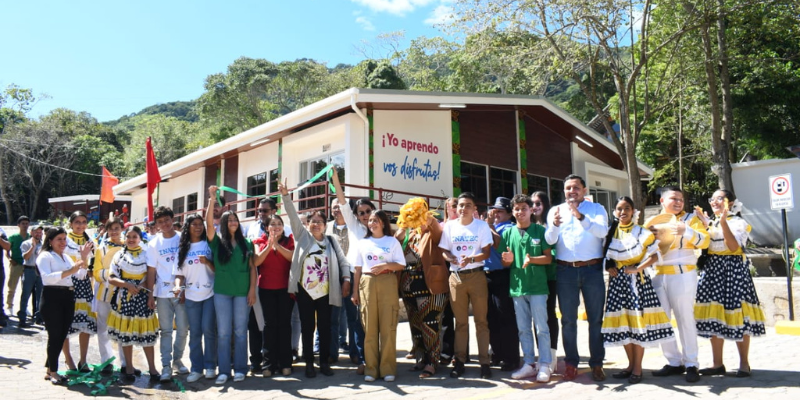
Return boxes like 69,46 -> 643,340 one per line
715,0 -> 735,192
699,21 -> 728,194
0,150 -> 13,224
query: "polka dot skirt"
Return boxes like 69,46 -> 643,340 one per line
107,278 -> 159,347
68,275 -> 97,336
602,270 -> 675,348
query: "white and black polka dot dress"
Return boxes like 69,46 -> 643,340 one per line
695,216 -> 766,341
107,247 -> 159,347
602,223 -> 676,347
66,233 -> 98,336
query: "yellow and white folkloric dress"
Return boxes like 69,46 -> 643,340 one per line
695,216 -> 766,340
602,223 -> 675,347
66,232 -> 97,336
107,246 -> 159,347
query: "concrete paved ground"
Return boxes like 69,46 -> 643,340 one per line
1,313 -> 799,400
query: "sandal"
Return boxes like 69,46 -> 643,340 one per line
408,361 -> 425,372
419,365 -> 436,379
77,362 -> 91,373
49,375 -> 68,385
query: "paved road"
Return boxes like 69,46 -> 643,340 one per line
2,314 -> 799,400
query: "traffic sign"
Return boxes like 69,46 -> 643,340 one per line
769,173 -> 794,210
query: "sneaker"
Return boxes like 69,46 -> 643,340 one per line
186,372 -> 203,383
511,364 -> 537,380
262,369 -> 273,377
215,374 -> 228,384
172,361 -> 189,375
384,375 -> 395,382
450,360 -> 465,378
160,367 -> 173,382
205,370 -> 216,379
364,375 -> 376,382
536,365 -> 551,383
233,372 -> 245,382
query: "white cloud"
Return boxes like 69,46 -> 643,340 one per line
356,16 -> 376,31
350,0 -> 438,16
424,4 -> 454,25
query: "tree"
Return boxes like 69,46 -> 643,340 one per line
451,0 -> 700,214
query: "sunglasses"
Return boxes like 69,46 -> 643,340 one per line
357,210 -> 373,216
532,202 -> 542,206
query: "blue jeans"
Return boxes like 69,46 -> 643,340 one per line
344,272 -> 364,363
156,297 -> 188,367
214,294 -> 249,376
185,297 -> 217,374
18,267 -> 42,323
556,263 -> 606,368
513,294 -> 551,366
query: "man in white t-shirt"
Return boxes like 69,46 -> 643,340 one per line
146,206 -> 188,381
439,192 -> 495,379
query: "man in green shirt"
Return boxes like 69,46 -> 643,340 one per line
6,216 -> 30,315
499,195 -> 553,382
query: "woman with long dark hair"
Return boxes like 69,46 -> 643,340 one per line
37,227 -> 92,384
353,209 -> 406,382
279,179 -> 350,379
694,190 -> 766,377
107,226 -> 160,383
176,213 -> 217,383
531,191 -> 559,372
206,186 -> 256,385
64,211 -> 97,372
252,214 -> 295,377
601,196 -> 674,384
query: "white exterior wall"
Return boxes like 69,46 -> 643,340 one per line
571,143 -> 629,195
130,189 -> 148,223
731,158 -> 799,246
237,141 -> 280,222
282,114 -> 349,192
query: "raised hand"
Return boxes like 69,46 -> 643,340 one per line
208,185 -> 218,198
553,207 -> 563,227
277,178 -> 289,196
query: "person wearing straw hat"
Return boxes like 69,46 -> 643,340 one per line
645,186 -> 709,383
544,175 -> 609,382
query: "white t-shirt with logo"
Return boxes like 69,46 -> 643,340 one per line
173,240 -> 214,302
147,232 -> 181,298
353,235 -> 405,273
439,219 -> 494,271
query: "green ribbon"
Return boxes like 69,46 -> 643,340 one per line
172,377 -> 186,393
214,164 -> 336,206
63,356 -> 118,396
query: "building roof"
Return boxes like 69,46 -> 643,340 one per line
114,88 -> 653,195
49,194 -> 133,203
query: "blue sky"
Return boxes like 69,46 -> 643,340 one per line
2,0 -> 455,122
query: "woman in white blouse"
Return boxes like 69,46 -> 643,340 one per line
37,227 -> 92,385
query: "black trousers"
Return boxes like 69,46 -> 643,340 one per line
296,287 -> 332,365
41,286 -> 75,371
260,287 -> 294,370
486,269 -> 520,366
247,307 -> 266,367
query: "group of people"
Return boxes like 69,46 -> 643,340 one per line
3,172 -> 767,388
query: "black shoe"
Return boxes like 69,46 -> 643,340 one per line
699,365 -> 726,376
120,373 -> 136,384
735,369 -> 751,378
292,349 -> 299,363
319,364 -> 334,376
101,363 -> 115,376
612,370 -> 633,379
450,361 -> 465,378
250,364 -> 263,375
652,364 -> 685,377
18,321 -> 28,328
500,362 -> 519,372
77,362 -> 91,373
628,374 -> 642,384
685,366 -> 700,382
305,364 -> 317,378
480,364 -> 492,379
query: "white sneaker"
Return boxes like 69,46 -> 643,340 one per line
186,372 -> 203,383
160,367 -> 173,382
233,372 -> 245,382
205,369 -> 216,379
550,348 -> 558,373
511,364 -> 537,380
173,361 -> 189,375
536,364 -> 552,383
383,375 -> 395,382
364,375 -> 376,382
215,374 -> 228,384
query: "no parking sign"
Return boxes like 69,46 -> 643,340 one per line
769,173 -> 794,210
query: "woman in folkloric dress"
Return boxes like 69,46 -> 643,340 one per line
64,211 -> 97,373
694,190 -> 766,378
602,196 -> 675,384
107,226 -> 160,383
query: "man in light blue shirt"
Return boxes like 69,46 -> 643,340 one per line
545,175 -> 608,382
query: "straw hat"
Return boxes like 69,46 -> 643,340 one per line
644,213 -> 678,254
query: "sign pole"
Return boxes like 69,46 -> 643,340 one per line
782,209 -> 794,320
